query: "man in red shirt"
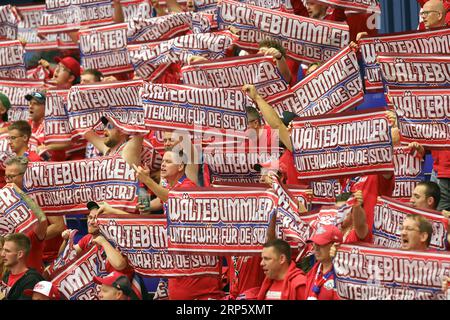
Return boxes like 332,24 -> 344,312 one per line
134,150 -> 224,300
305,0 -> 330,19
432,150 -> 450,211
258,40 -> 295,86
325,191 -> 370,244
243,84 -> 396,237
225,255 -> 265,300
84,117 -> 143,167
242,85 -> 298,183
23,92 -> 67,267
305,224 -> 343,300
307,0 -> 378,39
410,182 -> 440,210
58,202 -> 133,278
1,233 -> 44,300
134,150 -> 198,211
161,130 -> 199,185
257,239 -> 306,300
400,214 -> 432,251
51,56 -> 80,90
409,142 -> 450,211
7,121 -> 41,161
418,0 -> 448,29
94,271 -> 139,300
340,173 -> 395,240
4,156 -> 48,274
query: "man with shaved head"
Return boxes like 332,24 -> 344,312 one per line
420,0 -> 448,29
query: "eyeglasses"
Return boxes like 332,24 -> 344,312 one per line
400,226 -> 421,232
5,172 -> 25,180
7,135 -> 24,141
420,10 -> 439,16
105,123 -> 115,130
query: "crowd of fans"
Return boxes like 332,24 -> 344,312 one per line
0,0 -> 449,301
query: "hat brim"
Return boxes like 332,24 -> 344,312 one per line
93,275 -> 104,285
306,237 -> 333,246
25,93 -> 45,104
54,56 -> 81,78
93,275 -> 117,287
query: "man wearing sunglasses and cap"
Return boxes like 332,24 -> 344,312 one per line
84,116 -> 143,168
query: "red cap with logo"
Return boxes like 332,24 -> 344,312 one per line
307,224 -> 343,246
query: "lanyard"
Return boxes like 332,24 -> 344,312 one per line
343,176 -> 363,193
308,263 -> 334,299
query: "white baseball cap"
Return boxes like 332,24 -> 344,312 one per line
24,281 -> 61,300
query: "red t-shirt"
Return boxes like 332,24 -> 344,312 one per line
305,263 -> 340,300
43,217 -> 66,264
30,121 -> 66,161
341,174 -> 395,239
24,149 -> 42,162
153,63 -> 182,84
77,234 -> 134,278
264,279 -> 284,300
172,176 -> 197,190
25,230 -> 44,274
290,0 -> 308,16
432,150 -> 450,178
286,58 -> 300,86
344,228 -> 371,244
279,150 -> 301,184
169,276 -> 224,300
227,256 -> 265,299
244,125 -> 275,152
43,236 -> 65,264
7,270 -> 27,287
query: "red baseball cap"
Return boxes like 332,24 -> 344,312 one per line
24,281 -> 61,300
93,271 -> 136,298
55,56 -> 80,78
307,224 -> 343,246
